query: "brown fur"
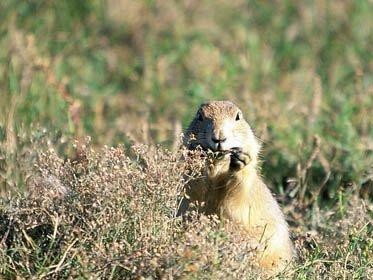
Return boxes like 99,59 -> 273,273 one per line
178,101 -> 294,274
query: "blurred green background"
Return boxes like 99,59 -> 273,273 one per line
1,0 -> 373,204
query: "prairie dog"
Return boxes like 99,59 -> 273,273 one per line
178,100 -> 293,273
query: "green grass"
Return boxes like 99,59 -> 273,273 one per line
1,0 -> 373,278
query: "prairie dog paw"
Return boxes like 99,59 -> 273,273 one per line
229,149 -> 251,171
206,151 -> 231,178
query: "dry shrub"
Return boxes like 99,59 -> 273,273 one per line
0,142 -> 264,279
1,141 -> 372,279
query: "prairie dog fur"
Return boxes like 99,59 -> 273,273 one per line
178,100 -> 293,273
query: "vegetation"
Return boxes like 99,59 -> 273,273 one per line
1,0 -> 372,278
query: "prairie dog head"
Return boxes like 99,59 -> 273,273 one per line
184,101 -> 260,161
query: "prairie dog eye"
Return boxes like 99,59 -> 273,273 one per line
235,112 -> 242,121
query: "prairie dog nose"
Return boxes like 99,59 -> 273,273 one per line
211,136 -> 227,143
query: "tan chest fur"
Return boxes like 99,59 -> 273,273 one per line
197,163 -> 293,272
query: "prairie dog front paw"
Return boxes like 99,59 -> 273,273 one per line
206,151 -> 231,178
229,148 -> 251,171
